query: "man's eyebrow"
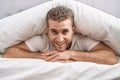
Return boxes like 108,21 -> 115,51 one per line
63,29 -> 69,31
50,29 -> 57,31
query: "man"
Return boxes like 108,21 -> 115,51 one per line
3,6 -> 118,65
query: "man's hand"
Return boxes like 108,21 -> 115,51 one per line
41,50 -> 73,62
55,59 -> 75,63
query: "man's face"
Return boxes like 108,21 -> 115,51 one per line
47,19 -> 75,52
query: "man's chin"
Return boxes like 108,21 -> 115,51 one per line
56,49 -> 66,52
54,44 -> 67,52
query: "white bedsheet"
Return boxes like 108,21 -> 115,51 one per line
0,58 -> 120,80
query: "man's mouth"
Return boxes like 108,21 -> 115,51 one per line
55,42 -> 65,46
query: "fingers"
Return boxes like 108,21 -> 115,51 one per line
36,51 -> 58,61
38,50 -> 74,62
56,60 -> 67,63
55,59 -> 75,63
36,54 -> 47,59
47,56 -> 60,62
44,53 -> 58,61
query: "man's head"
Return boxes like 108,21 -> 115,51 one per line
46,6 -> 75,52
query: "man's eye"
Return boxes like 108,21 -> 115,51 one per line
62,31 -> 68,35
52,31 -> 58,35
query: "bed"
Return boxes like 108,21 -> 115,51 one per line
0,56 -> 120,80
0,0 -> 120,80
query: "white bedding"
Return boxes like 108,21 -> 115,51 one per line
1,0 -> 120,55
0,58 -> 120,80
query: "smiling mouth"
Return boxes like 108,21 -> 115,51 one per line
55,42 -> 65,46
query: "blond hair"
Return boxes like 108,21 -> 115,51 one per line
46,6 -> 74,26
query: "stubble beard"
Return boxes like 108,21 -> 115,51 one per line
53,41 -> 71,52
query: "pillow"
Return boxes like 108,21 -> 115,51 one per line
54,0 -> 120,55
0,1 -> 53,52
0,0 -> 120,55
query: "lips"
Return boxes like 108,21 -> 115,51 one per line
55,42 -> 65,46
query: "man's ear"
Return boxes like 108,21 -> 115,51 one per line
46,27 -> 49,33
72,24 -> 76,32
44,26 -> 49,34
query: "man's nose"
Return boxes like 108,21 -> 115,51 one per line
56,34 -> 64,42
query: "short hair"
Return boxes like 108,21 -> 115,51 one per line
46,6 -> 74,26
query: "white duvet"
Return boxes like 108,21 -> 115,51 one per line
0,0 -> 120,79
1,0 -> 120,55
0,58 -> 120,80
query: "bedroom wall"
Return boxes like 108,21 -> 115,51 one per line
0,0 -> 120,19
0,0 -> 50,19
78,0 -> 120,18
94,0 -> 120,18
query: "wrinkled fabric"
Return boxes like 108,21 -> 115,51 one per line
0,58 -> 120,80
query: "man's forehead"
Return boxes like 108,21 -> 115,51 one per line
48,19 -> 72,26
50,27 -> 69,31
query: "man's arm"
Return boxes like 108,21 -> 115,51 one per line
3,42 -> 44,59
70,42 -> 118,65
42,42 -> 118,65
